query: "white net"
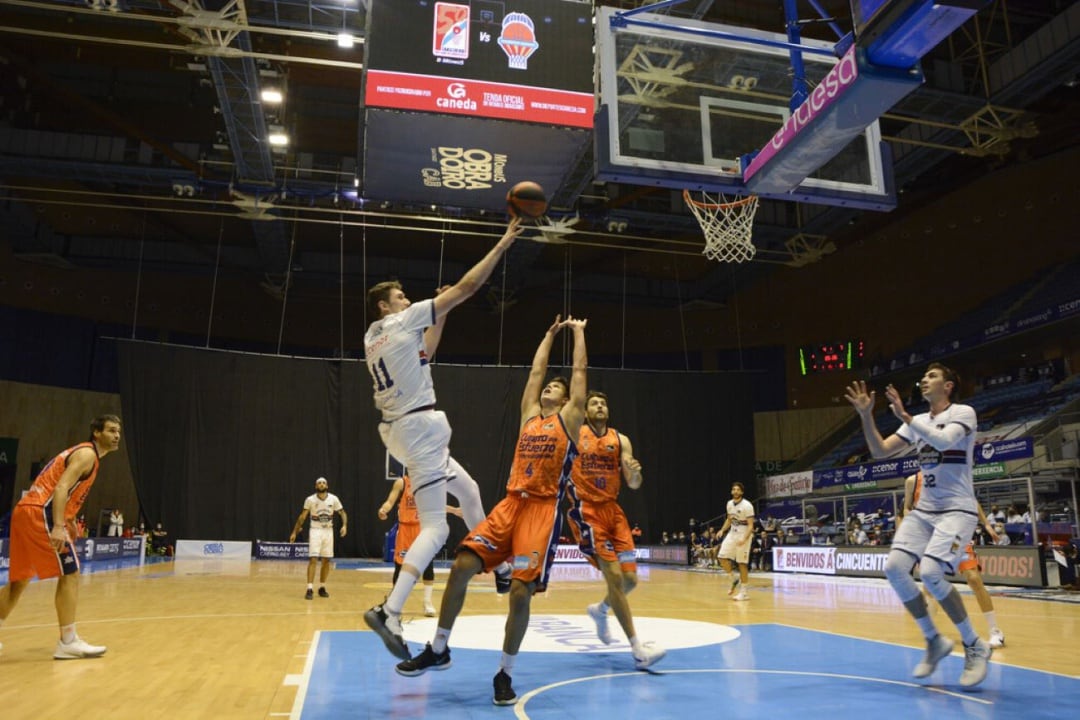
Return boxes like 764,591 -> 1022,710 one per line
683,189 -> 759,263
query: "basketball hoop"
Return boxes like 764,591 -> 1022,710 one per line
683,188 -> 759,264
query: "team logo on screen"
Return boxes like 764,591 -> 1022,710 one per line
497,12 -> 539,70
433,2 -> 470,61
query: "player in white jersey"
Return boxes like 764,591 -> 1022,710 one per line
717,482 -> 755,601
845,363 -> 992,688
363,218 -> 523,660
290,477 -> 347,599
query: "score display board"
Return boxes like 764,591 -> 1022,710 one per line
799,340 -> 865,375
365,0 -> 594,128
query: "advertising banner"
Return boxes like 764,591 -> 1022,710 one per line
774,545 -> 1043,587
641,545 -> 688,565
254,541 -> 310,560
175,540 -> 252,560
366,0 -> 593,128
552,544 -> 654,564
765,471 -> 813,498
772,546 -> 836,575
363,109 -> 590,210
0,538 -> 7,571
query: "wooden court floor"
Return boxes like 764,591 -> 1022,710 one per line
0,558 -> 1076,719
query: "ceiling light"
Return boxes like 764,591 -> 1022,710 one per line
267,126 -> 289,146
337,33 -> 355,49
261,89 -> 283,104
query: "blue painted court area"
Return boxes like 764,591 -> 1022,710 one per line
297,622 -> 1079,719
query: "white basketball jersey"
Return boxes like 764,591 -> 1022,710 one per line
897,403 -> 978,513
727,498 -> 755,535
364,299 -> 437,421
304,492 -> 343,529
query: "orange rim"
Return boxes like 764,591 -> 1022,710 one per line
683,188 -> 757,210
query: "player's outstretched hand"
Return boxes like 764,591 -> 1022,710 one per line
546,314 -> 564,336
564,316 -> 588,332
844,380 -> 874,415
884,384 -> 908,422
500,216 -> 524,246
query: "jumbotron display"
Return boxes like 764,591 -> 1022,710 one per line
799,340 -> 866,375
364,0 -> 594,128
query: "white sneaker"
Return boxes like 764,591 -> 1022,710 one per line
587,602 -> 614,644
732,591 -> 749,601
988,627 -> 1005,649
913,634 -> 954,678
959,638 -> 992,688
54,636 -> 107,660
424,601 -> 437,617
633,641 -> 666,670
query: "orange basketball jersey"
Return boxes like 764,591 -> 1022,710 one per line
506,413 -> 577,498
398,476 -> 419,525
17,442 -> 100,520
572,425 -> 622,503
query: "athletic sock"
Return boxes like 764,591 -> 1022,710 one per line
306,583 -> 313,590
629,636 -> 641,653
914,615 -> 938,640
598,600 -> 610,614
60,623 -> 77,644
424,584 -> 434,604
433,627 -> 451,654
984,610 -> 997,629
499,652 -> 516,675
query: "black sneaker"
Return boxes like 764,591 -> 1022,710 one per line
318,587 -> 329,598
305,588 -> 313,600
362,605 -> 411,660
494,566 -> 512,595
396,643 -> 452,677
493,669 -> 517,706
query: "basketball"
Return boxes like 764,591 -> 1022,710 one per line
506,181 -> 547,219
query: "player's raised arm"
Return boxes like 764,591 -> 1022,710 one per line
432,218 -> 522,319
378,478 -> 406,521
844,380 -> 906,458
423,285 -> 452,357
560,317 -> 588,440
520,316 -> 564,426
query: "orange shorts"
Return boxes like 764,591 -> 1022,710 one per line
457,492 -> 561,593
567,500 -> 637,573
8,504 -> 80,582
395,522 -> 419,562
957,541 -> 980,574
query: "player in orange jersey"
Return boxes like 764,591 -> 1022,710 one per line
395,315 -> 588,706
568,390 -> 665,668
0,415 -> 121,659
378,475 -> 463,616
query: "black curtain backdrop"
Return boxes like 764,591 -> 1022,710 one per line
117,341 -> 755,556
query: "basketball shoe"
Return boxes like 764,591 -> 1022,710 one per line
587,602 -> 613,644
988,627 -> 1005,648
494,563 -> 512,594
424,601 -> 437,617
633,642 -> 666,670
363,605 -> 410,660
732,591 -> 749,601
54,636 -> 107,660
396,643 -> 451,677
493,669 -> 517,705
959,638 -> 992,688
913,634 -> 954,678
318,587 -> 329,598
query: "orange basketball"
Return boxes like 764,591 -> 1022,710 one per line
506,181 -> 547,219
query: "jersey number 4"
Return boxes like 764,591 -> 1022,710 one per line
372,358 -> 395,392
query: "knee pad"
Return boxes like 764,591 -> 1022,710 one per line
920,557 -> 952,600
884,550 -> 920,602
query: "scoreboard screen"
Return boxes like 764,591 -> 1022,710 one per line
799,340 -> 865,375
365,0 -> 594,127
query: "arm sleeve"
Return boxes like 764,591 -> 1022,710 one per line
906,406 -> 975,451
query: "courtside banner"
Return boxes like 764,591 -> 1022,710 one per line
641,544 -> 688,565
553,544 -> 653,564
254,541 -> 309,560
765,471 -> 813,498
175,540 -> 252,560
772,546 -> 836,574
365,0 -> 593,128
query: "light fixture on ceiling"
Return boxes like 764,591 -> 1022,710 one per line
337,33 -> 355,49
261,89 -> 283,104
267,125 -> 289,147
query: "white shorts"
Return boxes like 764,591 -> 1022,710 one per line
379,410 -> 453,500
891,508 -> 977,574
308,527 -> 334,558
719,527 -> 752,564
